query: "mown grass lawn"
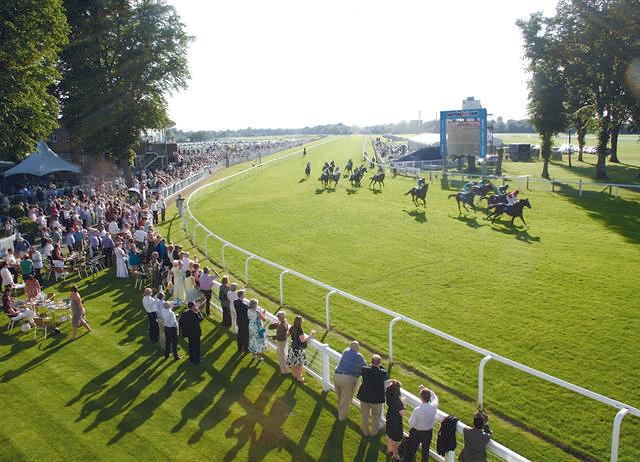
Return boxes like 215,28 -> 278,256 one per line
0,219 -> 391,459
188,135 -> 640,461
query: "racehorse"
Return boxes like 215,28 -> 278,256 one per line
349,166 -> 367,187
305,162 -> 311,179
370,171 -> 385,190
405,183 -> 429,207
344,159 -> 353,174
448,191 -> 477,213
480,193 -> 507,208
329,169 -> 341,188
319,169 -> 330,188
470,180 -> 496,198
486,198 -> 531,226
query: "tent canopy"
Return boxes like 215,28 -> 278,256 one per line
4,141 -> 80,177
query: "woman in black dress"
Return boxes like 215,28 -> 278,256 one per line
386,379 -> 405,461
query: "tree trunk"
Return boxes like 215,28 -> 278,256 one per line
609,125 -> 620,163
540,132 -> 552,179
595,116 -> 609,179
576,125 -> 586,162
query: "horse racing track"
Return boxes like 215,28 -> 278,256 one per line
189,135 -> 640,461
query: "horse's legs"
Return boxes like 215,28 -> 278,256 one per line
520,215 -> 527,226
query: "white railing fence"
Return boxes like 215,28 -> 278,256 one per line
389,164 -> 640,199
182,145 -> 639,462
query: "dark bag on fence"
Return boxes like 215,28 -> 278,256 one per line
436,415 -> 459,456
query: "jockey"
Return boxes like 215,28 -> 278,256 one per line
463,181 -> 477,192
497,184 -> 509,195
416,177 -> 426,188
506,190 -> 519,206
306,161 -> 310,169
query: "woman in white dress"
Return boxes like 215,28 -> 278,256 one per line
171,260 -> 186,303
114,243 -> 129,278
226,283 -> 238,333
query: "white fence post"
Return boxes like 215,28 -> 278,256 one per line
388,316 -> 403,365
320,343 -> 331,391
445,451 -> 455,462
205,233 -> 213,256
478,355 -> 493,409
245,255 -> 255,288
221,243 -> 229,270
279,270 -> 289,306
611,408 -> 630,462
192,223 -> 199,243
325,290 -> 337,330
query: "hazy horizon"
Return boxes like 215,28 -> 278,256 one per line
166,0 -> 558,131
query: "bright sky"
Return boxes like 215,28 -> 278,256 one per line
166,0 -> 558,131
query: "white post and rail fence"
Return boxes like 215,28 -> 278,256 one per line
164,143 -> 638,462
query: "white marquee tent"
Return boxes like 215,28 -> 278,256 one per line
4,141 -> 80,177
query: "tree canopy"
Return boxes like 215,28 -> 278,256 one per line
58,0 -> 191,165
0,0 -> 69,161
519,0 -> 640,178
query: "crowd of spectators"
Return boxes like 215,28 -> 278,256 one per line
373,137 -> 408,160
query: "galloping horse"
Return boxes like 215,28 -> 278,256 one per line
448,191 -> 477,213
344,158 -> 353,174
470,180 -> 496,198
405,183 -> 429,207
486,198 -> 531,226
480,193 -> 507,208
319,169 -> 330,188
330,168 -> 341,188
305,162 -> 311,179
349,166 -> 367,187
370,171 -> 385,190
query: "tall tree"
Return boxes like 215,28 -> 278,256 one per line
555,0 -> 640,178
0,0 -> 69,161
518,13 -> 567,179
59,0 -> 191,166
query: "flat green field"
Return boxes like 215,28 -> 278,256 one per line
188,135 -> 640,461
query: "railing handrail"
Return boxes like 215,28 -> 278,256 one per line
182,143 -> 638,462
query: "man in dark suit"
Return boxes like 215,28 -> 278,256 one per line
356,354 -> 388,436
180,302 -> 203,363
234,289 -> 249,353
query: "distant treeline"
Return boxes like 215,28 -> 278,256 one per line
167,118 -> 637,142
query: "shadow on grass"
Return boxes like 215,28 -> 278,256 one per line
346,188 -> 357,195
298,178 -> 307,183
315,189 -> 326,195
369,188 -> 383,195
552,158 -> 640,187
554,183 -> 640,244
403,209 -> 427,223
454,215 -> 484,229
489,222 -> 541,244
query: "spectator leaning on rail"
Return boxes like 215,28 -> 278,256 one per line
268,311 -> 291,374
333,340 -> 366,421
458,411 -> 492,462
405,385 -> 439,462
356,354 -> 388,436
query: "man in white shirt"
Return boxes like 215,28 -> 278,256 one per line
133,226 -> 147,249
160,303 -> 181,360
158,198 -> 167,223
30,249 -> 43,283
1,262 -> 14,289
406,385 -> 439,462
142,288 -> 159,343
108,220 -> 119,235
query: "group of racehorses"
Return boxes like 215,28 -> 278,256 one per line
308,158 -> 386,190
447,179 -> 531,225
304,159 -> 531,226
